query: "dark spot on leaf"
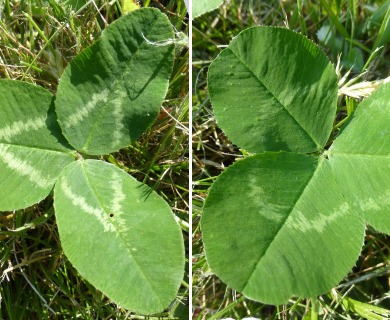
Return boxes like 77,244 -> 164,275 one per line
109,213 -> 114,218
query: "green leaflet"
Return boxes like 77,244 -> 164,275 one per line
202,153 -> 365,304
56,8 -> 174,155
0,8 -> 185,314
0,80 -> 76,211
203,26 -> 390,304
121,0 -> 140,14
54,160 -> 184,314
328,82 -> 390,234
192,0 -> 223,18
208,27 -> 338,153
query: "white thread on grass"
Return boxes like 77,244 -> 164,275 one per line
142,31 -> 188,47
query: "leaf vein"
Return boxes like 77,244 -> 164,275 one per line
228,48 -> 320,149
241,158 -> 323,292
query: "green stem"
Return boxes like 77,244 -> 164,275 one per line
310,298 -> 319,320
24,12 -> 51,47
210,296 -> 246,320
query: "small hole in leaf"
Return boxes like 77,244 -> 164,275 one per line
109,213 -> 114,218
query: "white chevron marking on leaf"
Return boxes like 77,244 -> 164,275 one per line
288,202 -> 350,233
64,89 -> 110,129
248,177 -> 287,222
111,171 -> 126,213
110,89 -> 127,147
0,144 -> 52,188
110,170 -> 129,233
0,117 -> 46,142
61,179 -> 115,233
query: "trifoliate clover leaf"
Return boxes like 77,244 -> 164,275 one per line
203,26 -> 390,304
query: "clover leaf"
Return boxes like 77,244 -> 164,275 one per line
193,0 -> 223,18
0,80 -> 76,211
202,26 -> 390,304
328,82 -> 390,235
56,7 -> 174,155
54,159 -> 184,313
208,26 -> 338,154
0,8 -> 184,314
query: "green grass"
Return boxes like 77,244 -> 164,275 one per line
192,0 -> 390,319
0,0 -> 189,318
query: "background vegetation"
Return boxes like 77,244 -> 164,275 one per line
0,0 -> 189,318
193,0 -> 390,319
